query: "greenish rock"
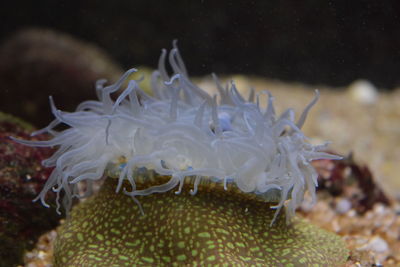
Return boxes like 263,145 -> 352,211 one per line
55,176 -> 348,266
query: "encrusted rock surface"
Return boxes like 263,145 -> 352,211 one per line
0,112 -> 60,267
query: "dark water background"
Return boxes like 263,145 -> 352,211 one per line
1,0 -> 400,89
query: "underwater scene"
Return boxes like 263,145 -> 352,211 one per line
1,1 -> 400,267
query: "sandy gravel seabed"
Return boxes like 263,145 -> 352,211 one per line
23,77 -> 400,266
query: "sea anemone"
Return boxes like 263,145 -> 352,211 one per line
12,42 -> 340,224
12,43 -> 350,266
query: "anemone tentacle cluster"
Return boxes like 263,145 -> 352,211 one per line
13,43 -> 339,222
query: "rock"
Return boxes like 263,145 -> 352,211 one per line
312,154 -> 390,214
0,112 -> 61,267
0,28 -> 123,127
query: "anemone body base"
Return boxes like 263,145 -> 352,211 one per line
54,177 -> 348,266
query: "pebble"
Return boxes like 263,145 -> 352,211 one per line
364,236 -> 389,253
336,198 -> 352,214
348,79 -> 378,104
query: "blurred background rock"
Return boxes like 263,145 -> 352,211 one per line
0,28 -> 123,126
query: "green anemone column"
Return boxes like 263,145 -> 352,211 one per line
54,175 -> 348,266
